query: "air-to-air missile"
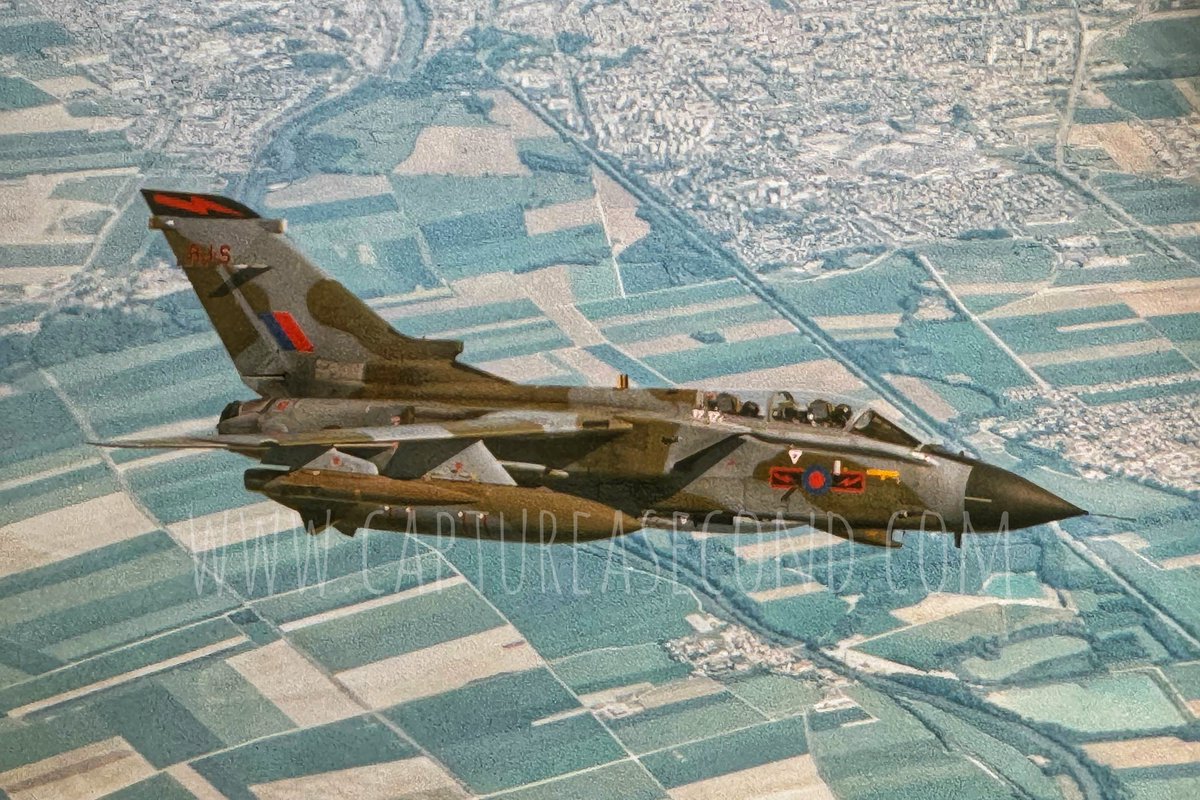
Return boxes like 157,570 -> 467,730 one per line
95,190 -> 1086,547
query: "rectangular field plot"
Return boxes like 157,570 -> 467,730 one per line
988,672 -> 1188,734
436,540 -> 697,659
287,580 -> 501,672
498,760 -> 665,800
554,643 -> 691,696
809,687 -> 1013,800
386,668 -> 626,794
641,714 -> 808,788
959,635 -> 1092,683
854,603 -> 1076,672
605,691 -> 765,754
193,715 -> 419,799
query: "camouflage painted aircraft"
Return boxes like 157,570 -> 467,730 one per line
95,190 -> 1086,547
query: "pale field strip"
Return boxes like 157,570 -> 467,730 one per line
529,705 -> 590,727
263,174 -> 394,209
1084,736 -> 1200,769
0,174 -> 112,243
891,591 -> 1062,626
524,196 -> 602,236
0,103 -> 128,137
250,756 -> 468,800
1056,317 -> 1143,333
1021,338 -> 1174,367
8,635 -> 248,718
1174,80 -> 1200,114
1097,533 -> 1169,571
979,278 -> 1200,319
831,645 -> 930,677
394,126 -> 529,177
1082,255 -> 1131,269
693,359 -> 867,394
597,293 -> 760,329
170,500 -> 302,553
1153,220 -> 1200,238
0,736 -> 154,800
481,90 -> 556,138
592,167 -> 650,256
107,415 -> 216,443
735,530 -> 844,562
635,676 -> 726,711
0,265 -> 84,285
515,265 -> 606,346
1100,532 -> 1151,552
666,753 -> 836,800
34,75 -> 103,97
165,764 -> 226,800
226,640 -> 362,727
747,581 -> 826,602
886,374 -> 958,422
551,347 -> 625,384
0,492 -> 158,579
278,574 -> 467,632
621,334 -> 704,358
335,623 -> 541,708
1161,553 -> 1200,571
475,352 -> 565,382
1069,122 -> 1158,173
720,317 -> 798,344
451,271 -> 530,303
576,681 -> 656,709
810,313 -> 904,331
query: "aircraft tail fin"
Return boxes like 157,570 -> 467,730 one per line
141,189 -> 508,397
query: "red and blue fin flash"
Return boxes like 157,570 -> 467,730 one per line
259,311 -> 314,352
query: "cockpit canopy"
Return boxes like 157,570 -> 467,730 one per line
694,390 -> 923,448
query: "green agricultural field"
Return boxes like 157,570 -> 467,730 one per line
498,760 -> 665,800
434,539 -> 698,659
960,635 -> 1091,683
553,642 -> 691,695
855,603 -> 1076,672
386,668 -> 626,794
287,580 -> 502,671
604,691 -> 765,753
640,714 -> 809,788
988,672 -> 1187,734
723,671 -> 824,717
809,686 -> 1014,800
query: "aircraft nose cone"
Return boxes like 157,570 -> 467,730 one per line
964,463 -> 1086,531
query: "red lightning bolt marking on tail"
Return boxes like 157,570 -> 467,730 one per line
152,193 -> 245,217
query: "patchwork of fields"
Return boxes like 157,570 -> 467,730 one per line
1,2 -> 1199,799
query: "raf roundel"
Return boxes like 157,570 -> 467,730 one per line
802,465 -> 831,495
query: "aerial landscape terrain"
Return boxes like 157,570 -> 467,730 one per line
0,0 -> 1198,798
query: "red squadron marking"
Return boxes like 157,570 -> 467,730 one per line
152,193 -> 245,217
832,470 -> 866,494
768,466 -> 803,489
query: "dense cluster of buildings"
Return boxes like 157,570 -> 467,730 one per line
667,614 -> 813,676
470,0 -> 1088,267
41,0 -> 403,173
1001,385 -> 1200,493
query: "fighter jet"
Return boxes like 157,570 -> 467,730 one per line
95,190 -> 1086,547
